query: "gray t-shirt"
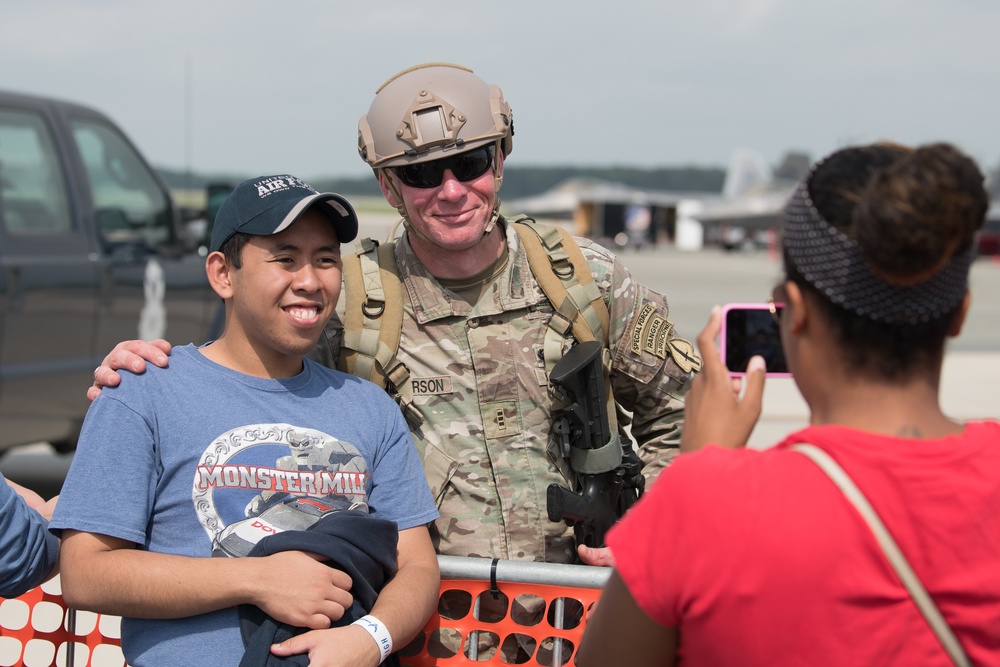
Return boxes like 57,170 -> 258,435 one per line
51,345 -> 437,667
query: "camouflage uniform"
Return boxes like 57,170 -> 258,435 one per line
314,219 -> 694,564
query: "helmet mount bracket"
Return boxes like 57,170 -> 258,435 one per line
397,91 -> 467,154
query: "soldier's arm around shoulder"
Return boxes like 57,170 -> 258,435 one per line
580,239 -> 700,483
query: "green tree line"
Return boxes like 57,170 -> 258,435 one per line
160,165 -> 726,200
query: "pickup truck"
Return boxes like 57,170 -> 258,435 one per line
0,90 -> 223,453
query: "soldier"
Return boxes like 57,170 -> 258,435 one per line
91,63 -> 698,566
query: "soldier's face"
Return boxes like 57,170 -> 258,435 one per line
380,151 -> 502,252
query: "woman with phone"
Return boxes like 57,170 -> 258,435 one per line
578,142 -> 1000,666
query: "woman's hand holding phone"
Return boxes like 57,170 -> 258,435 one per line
680,306 -> 766,454
719,303 -> 790,378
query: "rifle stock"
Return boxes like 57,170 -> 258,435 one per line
546,341 -> 644,550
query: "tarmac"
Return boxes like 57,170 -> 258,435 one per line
2,215 -> 999,493
599,236 -> 1000,448
349,209 -> 1000,448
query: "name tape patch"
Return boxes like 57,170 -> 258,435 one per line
411,376 -> 454,396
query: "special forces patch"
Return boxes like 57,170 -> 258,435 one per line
630,303 -> 658,355
631,302 -> 673,360
629,302 -> 702,372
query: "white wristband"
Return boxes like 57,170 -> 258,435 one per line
352,614 -> 392,662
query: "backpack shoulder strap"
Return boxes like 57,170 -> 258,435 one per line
339,238 -> 422,426
512,218 -> 611,372
514,217 -> 639,482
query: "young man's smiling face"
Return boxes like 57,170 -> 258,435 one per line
221,208 -> 342,373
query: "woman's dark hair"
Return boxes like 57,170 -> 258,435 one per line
784,142 -> 988,380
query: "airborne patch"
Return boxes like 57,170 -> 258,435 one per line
667,338 -> 702,374
411,376 -> 454,396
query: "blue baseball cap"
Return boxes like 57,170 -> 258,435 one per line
210,174 -> 358,252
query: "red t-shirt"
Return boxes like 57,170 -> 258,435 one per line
608,421 -> 1000,666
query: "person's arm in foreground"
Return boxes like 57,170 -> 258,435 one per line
0,475 -> 59,597
87,339 -> 172,401
576,570 -> 678,667
270,525 -> 440,667
59,530 -> 354,629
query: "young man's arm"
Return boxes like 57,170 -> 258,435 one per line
269,525 -> 439,667
59,530 -> 355,629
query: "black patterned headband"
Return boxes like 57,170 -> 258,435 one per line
782,173 -> 973,325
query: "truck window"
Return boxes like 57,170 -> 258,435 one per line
0,110 -> 73,235
71,119 -> 174,247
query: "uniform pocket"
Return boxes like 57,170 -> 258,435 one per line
422,443 -> 461,509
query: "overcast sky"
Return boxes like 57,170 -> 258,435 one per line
4,0 -> 999,181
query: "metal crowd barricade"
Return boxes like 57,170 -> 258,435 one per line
0,556 -> 611,667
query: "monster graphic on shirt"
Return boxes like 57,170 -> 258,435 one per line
192,423 -> 371,557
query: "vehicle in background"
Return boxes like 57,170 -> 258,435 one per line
0,89 -> 222,453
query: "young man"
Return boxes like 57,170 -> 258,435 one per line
51,175 -> 440,667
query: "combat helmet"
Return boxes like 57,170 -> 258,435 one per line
358,62 -> 513,170
358,63 -> 514,241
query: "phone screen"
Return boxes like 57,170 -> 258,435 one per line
721,304 -> 789,376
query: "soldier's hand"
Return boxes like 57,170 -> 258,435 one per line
87,339 -> 172,401
270,624 -> 381,667
252,551 -> 354,630
681,306 -> 765,453
577,545 -> 616,568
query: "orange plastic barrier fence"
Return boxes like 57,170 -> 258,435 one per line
399,577 -> 601,666
0,578 -> 125,667
1,562 -> 606,667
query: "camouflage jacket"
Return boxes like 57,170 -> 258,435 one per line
313,220 -> 695,563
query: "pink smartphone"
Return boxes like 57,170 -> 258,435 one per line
719,303 -> 791,378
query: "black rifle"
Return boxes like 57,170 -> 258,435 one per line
546,341 -> 645,550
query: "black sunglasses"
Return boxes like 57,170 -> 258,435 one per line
393,145 -> 495,189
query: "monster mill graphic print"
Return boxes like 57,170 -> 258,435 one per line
192,423 -> 371,557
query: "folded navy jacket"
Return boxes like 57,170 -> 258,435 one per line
237,510 -> 400,667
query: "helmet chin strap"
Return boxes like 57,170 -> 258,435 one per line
482,147 -> 503,237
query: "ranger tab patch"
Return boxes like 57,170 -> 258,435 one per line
630,303 -> 657,355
